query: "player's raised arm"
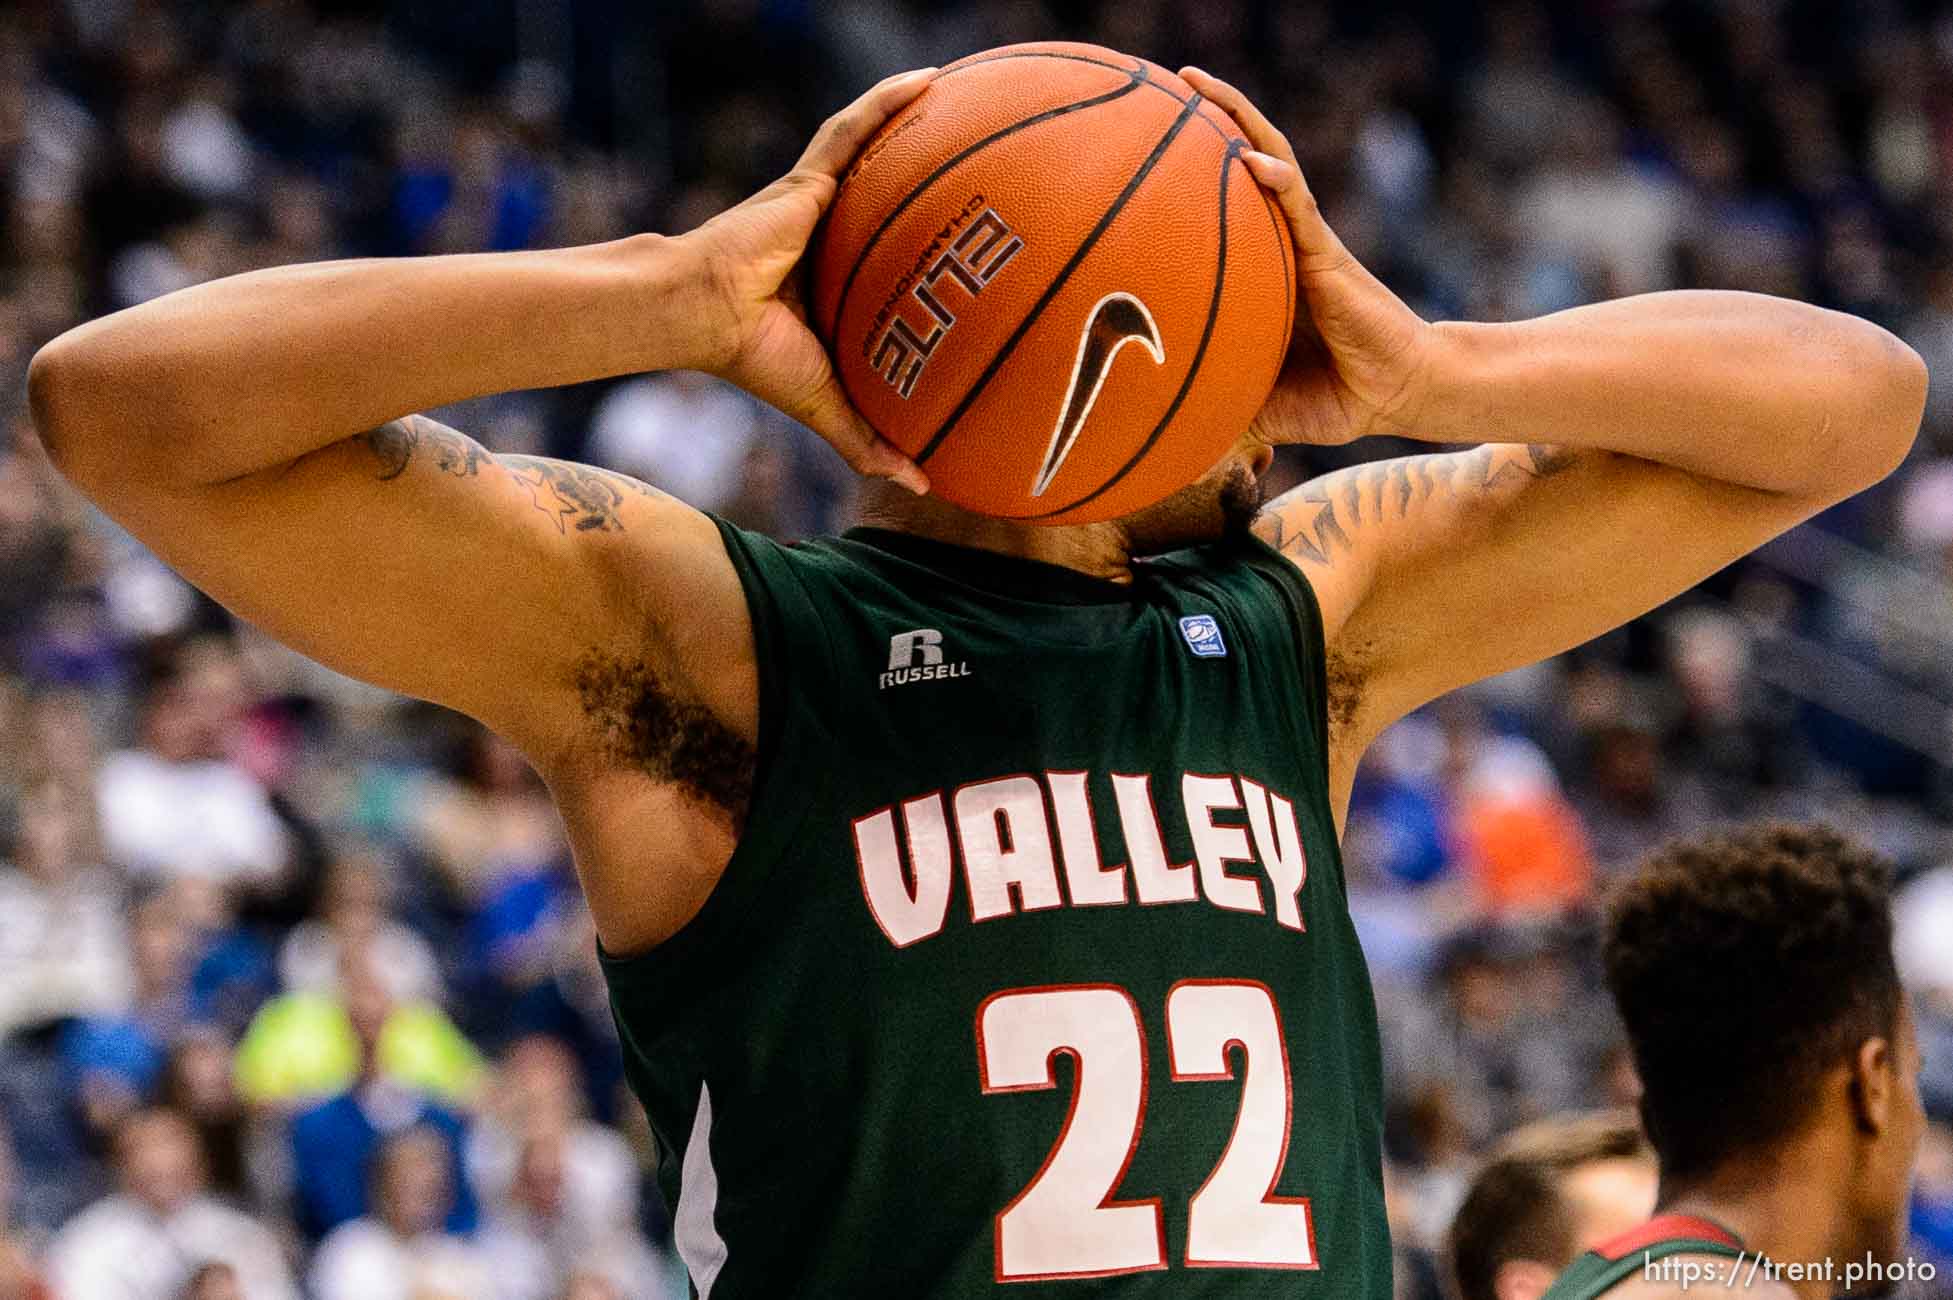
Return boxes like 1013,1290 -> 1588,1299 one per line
25,70 -> 932,764
1182,68 -> 1928,818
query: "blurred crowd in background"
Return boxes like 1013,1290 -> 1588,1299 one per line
9,0 -> 1953,1297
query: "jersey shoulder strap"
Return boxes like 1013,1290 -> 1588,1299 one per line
1144,531 -> 1332,747
1544,1215 -> 1747,1300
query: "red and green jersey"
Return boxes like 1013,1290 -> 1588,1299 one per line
599,520 -> 1390,1297
1545,1214 -> 1748,1300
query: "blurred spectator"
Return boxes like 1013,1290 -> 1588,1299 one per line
1513,95 -> 1687,300
0,778 -> 130,1035
411,726 -> 565,905
59,888 -> 198,1143
161,1030 -> 252,1205
1904,261 -> 1953,447
470,1036 -> 640,1243
0,450 -> 72,660
477,1121 -> 661,1300
179,1262 -> 245,1300
278,851 -> 441,1005
307,1126 -> 488,1300
1462,1 -> 1572,170
43,1108 -> 296,1300
1445,1110 -> 1656,1300
96,639 -> 291,890
1451,735 -> 1594,914
1385,924 -> 1593,1159
561,1274 -> 628,1300
266,950 -> 480,1241
0,1123 -> 48,1300
584,372 -> 759,513
236,941 -> 480,1111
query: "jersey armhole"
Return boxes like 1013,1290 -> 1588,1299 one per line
1237,532 -> 1336,814
595,517 -> 834,998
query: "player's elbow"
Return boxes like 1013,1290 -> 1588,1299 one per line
27,334 -> 95,478
27,326 -> 159,490
1873,335 -> 1930,477
1831,325 -> 1927,494
26,329 -> 124,480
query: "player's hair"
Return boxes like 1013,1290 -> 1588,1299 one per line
1603,822 -> 1899,1183
1445,1109 -> 1649,1300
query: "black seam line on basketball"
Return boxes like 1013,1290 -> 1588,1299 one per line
1025,138 -> 1241,520
939,49 -> 1231,140
911,93 -> 1205,468
1258,184 -> 1292,330
826,73 -> 1147,344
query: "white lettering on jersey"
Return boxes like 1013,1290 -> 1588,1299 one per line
852,795 -> 955,947
1240,777 -> 1308,932
853,769 -> 1316,947
1111,773 -> 1198,905
1046,771 -> 1127,906
1182,774 -> 1265,915
956,776 -> 1064,922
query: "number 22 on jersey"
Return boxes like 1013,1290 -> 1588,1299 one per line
975,981 -> 1318,1281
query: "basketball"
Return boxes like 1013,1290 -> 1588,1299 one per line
811,42 -> 1295,525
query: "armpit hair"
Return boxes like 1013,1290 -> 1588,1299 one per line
1324,638 -> 1372,742
573,649 -> 754,825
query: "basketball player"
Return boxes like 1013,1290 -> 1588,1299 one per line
1543,824 -> 1923,1300
1447,1111 -> 1655,1300
27,59 -> 1925,1295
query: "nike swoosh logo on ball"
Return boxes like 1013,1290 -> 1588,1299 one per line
1031,292 -> 1165,498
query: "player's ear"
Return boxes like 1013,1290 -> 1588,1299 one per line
1848,1034 -> 1895,1136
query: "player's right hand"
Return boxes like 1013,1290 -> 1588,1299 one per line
679,69 -> 935,494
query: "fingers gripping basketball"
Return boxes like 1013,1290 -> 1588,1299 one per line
811,43 -> 1295,525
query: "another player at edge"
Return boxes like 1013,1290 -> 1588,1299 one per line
1544,824 -> 1924,1300
26,60 -> 1927,1297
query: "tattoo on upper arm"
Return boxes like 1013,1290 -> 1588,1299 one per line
1253,442 -> 1578,567
361,415 -> 488,481
357,417 -> 670,533
502,456 -> 664,534
362,420 -> 419,480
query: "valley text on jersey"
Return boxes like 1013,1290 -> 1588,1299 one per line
851,767 -> 1309,948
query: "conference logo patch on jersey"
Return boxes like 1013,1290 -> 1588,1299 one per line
1179,614 -> 1227,658
881,627 -> 973,689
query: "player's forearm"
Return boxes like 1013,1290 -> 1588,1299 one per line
1419,290 -> 1927,498
28,234 -> 715,488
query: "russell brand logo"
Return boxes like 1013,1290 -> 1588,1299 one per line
882,628 -> 973,689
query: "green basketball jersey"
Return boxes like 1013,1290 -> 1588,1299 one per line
1544,1215 -> 1748,1300
599,520 -> 1390,1297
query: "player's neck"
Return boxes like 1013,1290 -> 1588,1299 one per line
1657,1146 -> 1852,1300
855,481 -> 1138,583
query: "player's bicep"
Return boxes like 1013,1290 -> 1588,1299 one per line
1258,443 -> 1817,751
107,416 -> 736,753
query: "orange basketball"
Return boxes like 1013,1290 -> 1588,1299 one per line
811,42 -> 1295,525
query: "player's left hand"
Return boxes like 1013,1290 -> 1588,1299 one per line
1180,67 -> 1436,449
